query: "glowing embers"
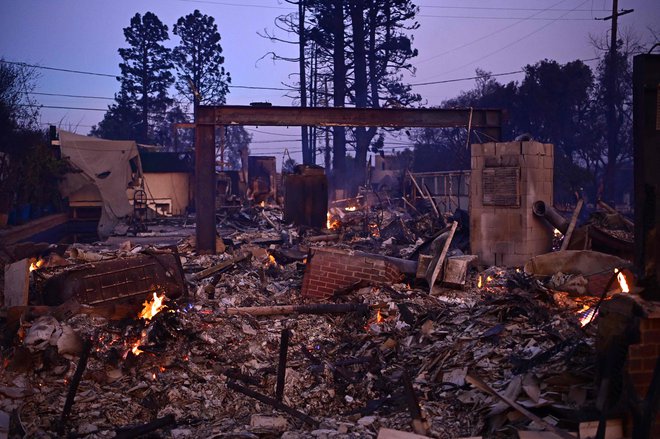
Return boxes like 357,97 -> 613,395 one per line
577,305 -> 598,327
138,292 -> 167,321
29,258 -> 45,272
326,212 -> 341,230
344,206 -> 357,212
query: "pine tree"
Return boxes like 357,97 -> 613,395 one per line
172,9 -> 231,114
118,12 -> 174,144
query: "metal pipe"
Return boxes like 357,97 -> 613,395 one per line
532,200 -> 569,234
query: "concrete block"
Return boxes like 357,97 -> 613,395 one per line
522,154 -> 541,169
544,143 -> 554,156
500,154 -> 520,167
483,142 -> 496,156
4,259 -> 30,308
543,155 -> 554,169
471,143 -> 484,157
522,141 -> 545,155
496,142 -> 522,156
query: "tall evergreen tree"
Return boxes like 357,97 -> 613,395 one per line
172,9 -> 231,114
117,12 -> 173,144
91,88 -> 141,141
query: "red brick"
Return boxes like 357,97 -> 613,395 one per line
643,357 -> 659,371
641,329 -> 660,344
627,358 -> 643,372
640,318 -> 660,331
629,344 -> 658,359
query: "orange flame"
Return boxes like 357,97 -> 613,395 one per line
578,305 -> 597,327
266,254 -> 277,267
376,309 -> 383,323
345,206 -> 357,212
615,269 -> 630,293
29,258 -> 44,272
486,276 -> 493,283
259,201 -> 266,208
477,275 -> 482,288
326,212 -> 340,230
138,292 -> 166,320
131,339 -> 143,356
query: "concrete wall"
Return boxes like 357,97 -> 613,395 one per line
469,141 -> 554,267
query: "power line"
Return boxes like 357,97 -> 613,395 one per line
173,0 -> 292,10
417,5 -> 608,12
418,0 -> 592,81
31,91 -> 115,100
418,14 -> 594,21
0,60 -> 290,91
415,0 -> 571,66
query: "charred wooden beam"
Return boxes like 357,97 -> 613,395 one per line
114,414 -> 176,439
275,329 -> 291,402
59,338 -> 92,429
225,303 -> 370,317
191,252 -> 250,281
226,381 -> 318,427
194,105 -> 502,253
401,372 -> 428,436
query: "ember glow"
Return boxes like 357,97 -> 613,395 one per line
138,292 -> 167,320
326,212 -> 340,230
29,258 -> 44,272
131,339 -> 143,356
615,269 -> 630,293
553,228 -> 562,237
345,206 -> 357,212
477,275 -> 483,288
376,309 -> 383,323
578,305 -> 598,327
266,254 -> 277,267
259,201 -> 265,208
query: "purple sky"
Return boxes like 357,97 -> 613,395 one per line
1,0 -> 658,164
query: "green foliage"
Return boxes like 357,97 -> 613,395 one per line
173,9 -> 231,107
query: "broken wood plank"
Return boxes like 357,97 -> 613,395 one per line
275,329 -> 290,402
225,303 -> 370,317
560,199 -> 584,251
191,252 -> 250,281
226,381 -> 318,427
114,414 -> 176,439
401,372 -> 429,436
465,372 -> 575,439
425,221 -> 458,294
3,259 -> 30,308
59,338 -> 92,430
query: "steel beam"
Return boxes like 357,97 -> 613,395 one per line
195,105 -> 503,254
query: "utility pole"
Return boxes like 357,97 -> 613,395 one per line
298,0 -> 310,165
600,0 -> 634,202
324,77 -> 331,174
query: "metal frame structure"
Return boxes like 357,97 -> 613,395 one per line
194,105 -> 503,253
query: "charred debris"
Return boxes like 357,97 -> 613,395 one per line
0,147 -> 658,439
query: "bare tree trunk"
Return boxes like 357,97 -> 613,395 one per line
331,0 -> 346,191
298,1 -> 311,164
351,0 -> 369,193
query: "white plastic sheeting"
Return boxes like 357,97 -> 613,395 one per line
59,131 -> 141,238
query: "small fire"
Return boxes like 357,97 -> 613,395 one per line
266,254 -> 277,267
138,292 -> 167,320
376,309 -> 383,323
326,212 -> 340,230
486,276 -> 493,283
477,275 -> 483,288
345,206 -> 357,212
553,228 -> 562,238
615,268 -> 630,293
259,201 -> 266,208
29,258 -> 44,272
131,339 -> 143,356
578,305 -> 598,327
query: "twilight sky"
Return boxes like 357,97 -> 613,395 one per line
1,0 -> 658,163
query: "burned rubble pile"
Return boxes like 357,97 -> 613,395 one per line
0,203 -> 624,438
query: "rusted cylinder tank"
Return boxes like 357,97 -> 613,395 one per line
532,200 -> 568,234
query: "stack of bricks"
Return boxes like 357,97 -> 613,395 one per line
627,308 -> 660,437
301,247 -> 402,300
469,141 -> 554,267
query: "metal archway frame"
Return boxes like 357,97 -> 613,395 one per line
195,105 -> 503,254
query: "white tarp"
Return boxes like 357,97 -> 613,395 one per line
59,131 -> 140,238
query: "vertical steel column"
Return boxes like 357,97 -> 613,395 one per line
195,114 -> 216,254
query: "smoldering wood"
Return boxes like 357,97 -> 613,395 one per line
114,414 -> 176,439
226,381 -> 318,427
307,234 -> 340,242
225,303 -> 370,316
191,252 -> 250,281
